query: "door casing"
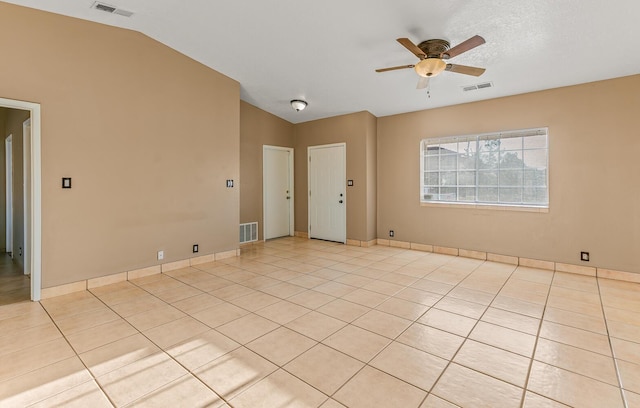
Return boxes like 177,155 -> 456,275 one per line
5,134 -> 13,256
0,97 -> 42,301
23,118 -> 32,276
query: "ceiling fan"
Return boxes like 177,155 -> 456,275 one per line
376,35 -> 486,89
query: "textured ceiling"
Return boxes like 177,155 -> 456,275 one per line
4,0 -> 640,124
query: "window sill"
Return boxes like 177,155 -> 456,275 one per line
420,201 -> 549,213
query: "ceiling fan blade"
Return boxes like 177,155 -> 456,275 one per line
375,64 -> 415,73
442,35 -> 485,59
416,77 -> 430,89
397,38 -> 426,59
445,64 -> 486,76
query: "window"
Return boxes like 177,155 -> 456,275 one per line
421,128 -> 548,207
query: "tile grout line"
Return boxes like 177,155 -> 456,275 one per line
226,241 -> 412,404
113,275 -> 296,407
165,247 -> 534,407
417,260 -> 521,407
266,259 -> 450,402
38,295 -> 117,408
596,278 -> 629,408
324,253 -> 480,406
9,260 -> 312,407
257,250 -> 449,404
98,248 -> 375,406
517,268 -> 555,408
86,283 -> 240,408
345,257 -> 528,404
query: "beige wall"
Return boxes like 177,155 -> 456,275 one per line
0,3 -> 240,287
378,75 -> 640,273
240,101 -> 294,240
293,111 -> 377,242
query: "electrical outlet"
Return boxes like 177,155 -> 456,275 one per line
193,244 -> 199,253
157,250 -> 164,260
389,230 -> 395,238
580,251 -> 590,262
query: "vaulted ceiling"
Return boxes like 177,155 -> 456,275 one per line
4,0 -> 640,123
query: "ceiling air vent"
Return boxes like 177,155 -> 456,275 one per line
91,2 -> 134,17
462,81 -> 493,92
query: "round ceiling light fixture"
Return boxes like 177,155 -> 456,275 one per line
414,58 -> 446,77
290,99 -> 308,112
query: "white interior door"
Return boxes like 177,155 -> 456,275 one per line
308,143 -> 346,243
263,146 -> 294,240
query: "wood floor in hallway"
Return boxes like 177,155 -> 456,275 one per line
0,252 -> 29,305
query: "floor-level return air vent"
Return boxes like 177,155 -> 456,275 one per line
462,81 -> 493,92
91,1 -> 134,17
240,222 -> 258,244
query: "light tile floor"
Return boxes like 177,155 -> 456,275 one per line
0,237 -> 638,407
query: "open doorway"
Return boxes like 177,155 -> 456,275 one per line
0,98 -> 41,303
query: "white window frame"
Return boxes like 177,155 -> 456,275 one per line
420,127 -> 549,210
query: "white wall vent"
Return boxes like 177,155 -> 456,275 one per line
239,222 -> 258,244
91,2 -> 134,17
462,81 -> 493,92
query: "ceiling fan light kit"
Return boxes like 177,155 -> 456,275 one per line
415,58 -> 446,77
290,99 -> 307,111
376,35 -> 486,90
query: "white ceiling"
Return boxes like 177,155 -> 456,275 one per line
5,0 -> 640,124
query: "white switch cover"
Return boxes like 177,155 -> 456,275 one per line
157,250 -> 164,260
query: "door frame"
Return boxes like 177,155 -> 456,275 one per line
0,97 -> 42,301
5,134 -> 13,256
23,118 -> 31,276
263,145 -> 294,240
307,142 -> 346,243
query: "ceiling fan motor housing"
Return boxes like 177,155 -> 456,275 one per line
417,39 -> 451,58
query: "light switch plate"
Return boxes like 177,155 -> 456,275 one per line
62,177 -> 72,188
